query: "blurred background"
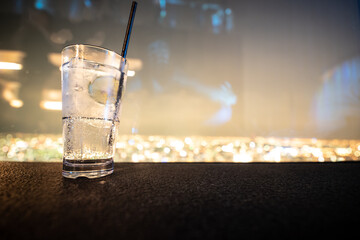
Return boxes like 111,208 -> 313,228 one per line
0,0 -> 360,162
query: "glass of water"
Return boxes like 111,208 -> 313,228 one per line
61,44 -> 128,179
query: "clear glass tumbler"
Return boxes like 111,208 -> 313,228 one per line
61,44 -> 128,179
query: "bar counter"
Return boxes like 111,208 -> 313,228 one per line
1,162 -> 359,239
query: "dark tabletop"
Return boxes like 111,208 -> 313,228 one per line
1,162 -> 360,239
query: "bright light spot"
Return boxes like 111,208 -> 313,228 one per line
3,89 -> 14,102
16,140 -> 28,149
265,147 -> 281,162
301,145 -> 311,153
143,142 -> 150,148
283,147 -> 298,157
221,143 -> 233,152
171,140 -> 184,151
136,144 -> 143,151
132,153 -> 139,162
249,142 -> 256,148
116,142 -> 126,148
184,137 -> 192,145
127,70 -> 135,77
255,147 -> 263,154
354,151 -> 360,157
151,152 -> 160,161
35,0 -> 45,9
144,150 -> 151,158
233,141 -> 240,147
311,148 -> 323,158
127,58 -> 143,71
40,101 -> 62,111
179,150 -> 187,157
335,147 -> 352,156
318,156 -> 325,162
156,141 -> 164,148
0,62 -> 22,70
7,151 -> 15,158
357,145 -> 360,151
9,99 -> 23,108
139,154 -> 146,161
233,151 -> 252,163
58,147 -> 63,154
164,147 -> 171,154
128,139 -> 135,145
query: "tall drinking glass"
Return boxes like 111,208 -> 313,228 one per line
61,44 -> 128,179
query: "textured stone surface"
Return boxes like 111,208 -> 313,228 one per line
1,162 -> 360,239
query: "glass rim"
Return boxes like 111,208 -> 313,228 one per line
61,44 -> 125,59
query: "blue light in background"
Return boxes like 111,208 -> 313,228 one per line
225,8 -> 232,15
159,0 -> 166,9
15,0 -> 23,14
205,105 -> 233,126
159,0 -> 166,19
225,8 -> 233,32
211,11 -> 223,34
34,0 -> 45,10
167,0 -> 185,5
160,10 -> 167,18
132,127 -> 138,134
84,0 -> 92,8
173,73 -> 237,126
69,0 -> 81,21
313,57 -> 360,136
202,3 -> 219,11
212,13 -> 221,26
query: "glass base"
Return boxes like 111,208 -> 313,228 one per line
62,158 -> 114,179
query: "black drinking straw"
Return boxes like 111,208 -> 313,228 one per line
115,0 -> 137,111
121,1 -> 137,59
110,1 -> 137,144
